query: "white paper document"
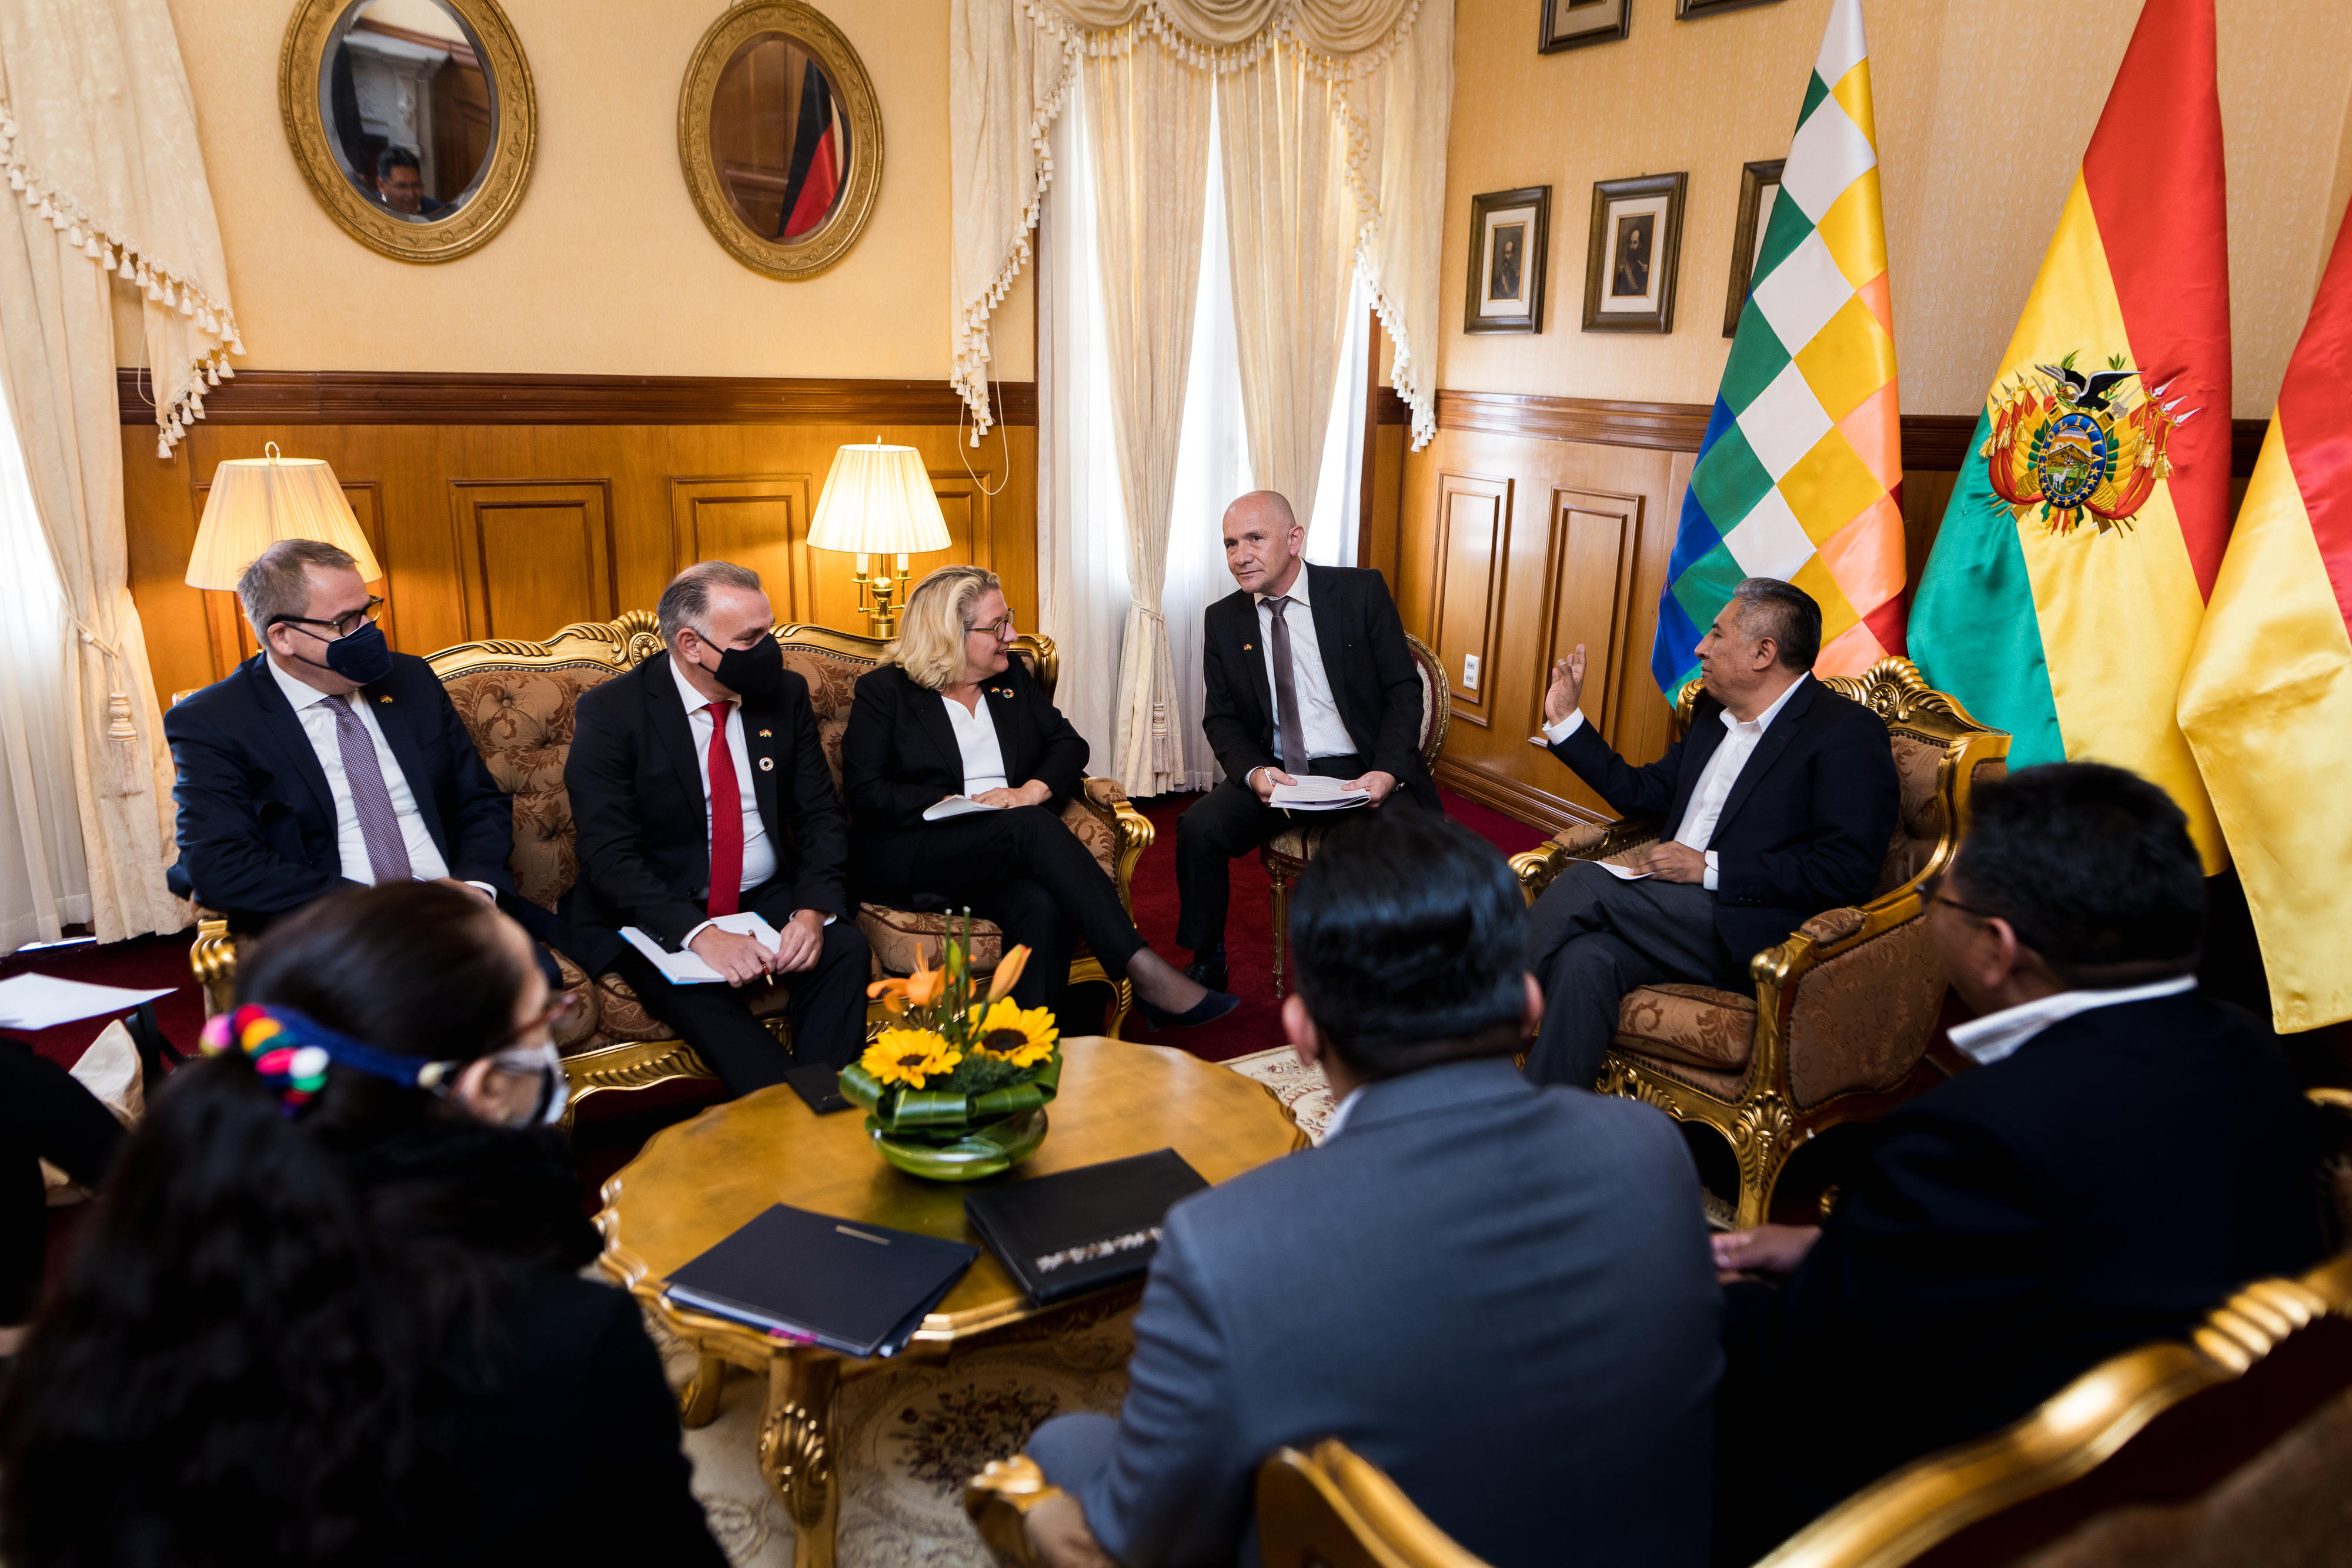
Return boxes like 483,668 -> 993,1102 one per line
923,795 -> 1003,823
621,912 -> 785,985
1598,861 -> 1653,881
0,974 -> 176,1031
1268,775 -> 1370,811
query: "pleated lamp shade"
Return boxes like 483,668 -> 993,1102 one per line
807,443 -> 951,558
185,446 -> 382,589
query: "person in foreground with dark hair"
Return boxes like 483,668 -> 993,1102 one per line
1709,762 -> 2320,1560
0,882 -> 723,1568
1017,811 -> 1723,1568
1526,577 -> 1899,1087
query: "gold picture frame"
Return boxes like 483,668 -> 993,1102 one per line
677,1 -> 884,282
1723,158 -> 1785,337
1582,172 -> 1687,335
278,0 -> 537,265
1464,186 -> 1550,335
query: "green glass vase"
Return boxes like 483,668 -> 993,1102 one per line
867,1108 -> 1049,1182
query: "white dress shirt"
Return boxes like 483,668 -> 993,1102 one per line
266,656 -> 464,887
1543,673 -> 1808,892
1947,974 -> 2198,1066
1319,1083 -> 1365,1142
1250,571 -> 1359,782
941,693 -> 1010,795
671,659 -> 781,947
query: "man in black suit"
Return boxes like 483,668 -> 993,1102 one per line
1018,811 -> 1722,1568
1709,763 -> 2320,1556
165,539 -> 524,935
1526,577 -> 1899,1086
1175,490 -> 1439,989
559,561 -> 868,1095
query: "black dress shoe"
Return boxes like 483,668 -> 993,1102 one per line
1137,988 -> 1241,1031
1183,950 -> 1228,993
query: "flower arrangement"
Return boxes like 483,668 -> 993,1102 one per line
838,912 -> 1061,1177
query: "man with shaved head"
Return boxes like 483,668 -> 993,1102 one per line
1175,490 -> 1440,990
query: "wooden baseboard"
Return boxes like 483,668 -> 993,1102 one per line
116,368 -> 1038,427
1435,755 -> 1611,838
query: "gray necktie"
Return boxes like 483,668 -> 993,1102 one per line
322,695 -> 415,883
1265,597 -> 1308,775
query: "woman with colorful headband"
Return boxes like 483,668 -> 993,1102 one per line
0,881 -> 723,1567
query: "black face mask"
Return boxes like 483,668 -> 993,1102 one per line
704,633 -> 784,700
291,619 -> 395,686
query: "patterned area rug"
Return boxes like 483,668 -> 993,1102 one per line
660,1051 -> 1329,1566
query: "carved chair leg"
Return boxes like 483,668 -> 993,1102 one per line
760,1348 -> 842,1568
1269,864 -> 1292,999
1730,1093 -> 1799,1230
680,1353 -> 728,1427
1103,978 -> 1132,1040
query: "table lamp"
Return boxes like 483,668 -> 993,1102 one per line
807,442 -> 951,638
185,442 -> 382,590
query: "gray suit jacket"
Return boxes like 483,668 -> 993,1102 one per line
1075,1057 -> 1722,1567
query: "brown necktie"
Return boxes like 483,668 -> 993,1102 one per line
1265,597 -> 1308,775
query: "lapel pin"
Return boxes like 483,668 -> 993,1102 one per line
758,757 -> 774,771
377,694 -> 395,704
758,728 -> 773,738
1242,643 -> 1254,651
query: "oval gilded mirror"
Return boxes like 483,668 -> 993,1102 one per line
680,2 -> 883,280
280,0 -> 536,263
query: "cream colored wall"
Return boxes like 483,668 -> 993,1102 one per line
137,0 -> 1033,380
1439,0 -> 2352,417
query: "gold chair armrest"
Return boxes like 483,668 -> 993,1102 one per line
1075,774 -> 1156,920
1508,816 -> 1661,904
191,914 -> 239,1018
964,1455 -> 1064,1568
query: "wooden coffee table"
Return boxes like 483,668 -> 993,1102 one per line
597,1036 -> 1308,1568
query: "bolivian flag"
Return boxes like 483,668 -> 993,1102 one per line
1909,0 -> 2230,870
2177,205 -> 2352,1030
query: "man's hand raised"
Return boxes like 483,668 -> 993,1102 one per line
1544,646 -> 1587,727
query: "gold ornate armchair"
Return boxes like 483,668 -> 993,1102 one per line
191,615 -> 1152,1114
964,1440 -> 1491,1568
1261,632 -> 1450,995
1510,657 -> 2010,1227
1753,1252 -> 2352,1568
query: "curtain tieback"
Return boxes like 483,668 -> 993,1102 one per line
68,617 -> 145,798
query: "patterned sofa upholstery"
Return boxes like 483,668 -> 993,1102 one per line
1510,657 -> 2010,1228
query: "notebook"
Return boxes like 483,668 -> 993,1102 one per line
619,913 -> 783,985
964,1149 -> 1210,1306
663,1205 -> 978,1358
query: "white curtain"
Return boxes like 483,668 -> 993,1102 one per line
0,374 -> 88,954
0,0 -> 240,945
950,0 -> 1451,449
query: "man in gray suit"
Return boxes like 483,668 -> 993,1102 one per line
1019,811 -> 1723,1567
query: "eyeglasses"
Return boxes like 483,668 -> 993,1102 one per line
272,596 -> 385,640
967,614 -> 1015,639
499,990 -> 582,1049
1918,871 -> 2000,924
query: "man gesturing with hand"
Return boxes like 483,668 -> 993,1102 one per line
1524,579 -> 1897,1087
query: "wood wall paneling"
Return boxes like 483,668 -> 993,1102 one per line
1428,472 -> 1512,729
1540,489 -> 1642,743
669,473 -> 814,618
449,480 -> 619,640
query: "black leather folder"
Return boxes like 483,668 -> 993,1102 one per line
964,1149 -> 1210,1306
662,1204 -> 978,1358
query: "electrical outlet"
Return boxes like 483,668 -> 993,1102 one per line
1462,653 -> 1481,693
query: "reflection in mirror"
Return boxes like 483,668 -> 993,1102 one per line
709,33 -> 849,242
322,0 -> 497,223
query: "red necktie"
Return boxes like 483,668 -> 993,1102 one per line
703,701 -> 742,917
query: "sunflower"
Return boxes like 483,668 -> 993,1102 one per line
967,999 -> 1059,1068
860,1027 -> 961,1088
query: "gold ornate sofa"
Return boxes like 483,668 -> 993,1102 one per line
192,614 -> 1152,1115
1260,631 -> 1450,995
1510,657 -> 2010,1228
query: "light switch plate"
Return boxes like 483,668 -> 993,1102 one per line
1462,653 -> 1481,692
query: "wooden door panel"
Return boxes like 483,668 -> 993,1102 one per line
1428,472 -> 1512,728
449,480 -> 616,642
669,474 -> 813,620
1541,489 -> 1642,744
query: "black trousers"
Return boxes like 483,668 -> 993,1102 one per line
1522,859 -> 1738,1088
610,884 -> 871,1096
0,1044 -> 125,1323
1172,755 -> 1422,955
857,805 -> 1147,1031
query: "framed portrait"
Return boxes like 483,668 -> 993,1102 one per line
1723,158 -> 1785,337
1539,0 -> 1629,53
1465,186 -> 1551,335
1583,173 -> 1687,335
1676,0 -> 1785,17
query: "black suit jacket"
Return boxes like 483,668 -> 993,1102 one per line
163,652 -> 517,928
1073,1058 -> 1721,1567
557,653 -> 848,976
1549,676 -> 1899,963
1738,993 -> 2319,1522
1200,564 -> 1440,811
839,658 -> 1087,838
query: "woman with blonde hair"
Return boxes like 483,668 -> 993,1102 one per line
840,566 -> 1236,1031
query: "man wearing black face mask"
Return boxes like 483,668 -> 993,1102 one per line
165,539 -> 527,935
558,561 -> 868,1094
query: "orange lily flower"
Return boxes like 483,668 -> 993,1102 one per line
985,944 -> 1032,1004
867,946 -> 949,1015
